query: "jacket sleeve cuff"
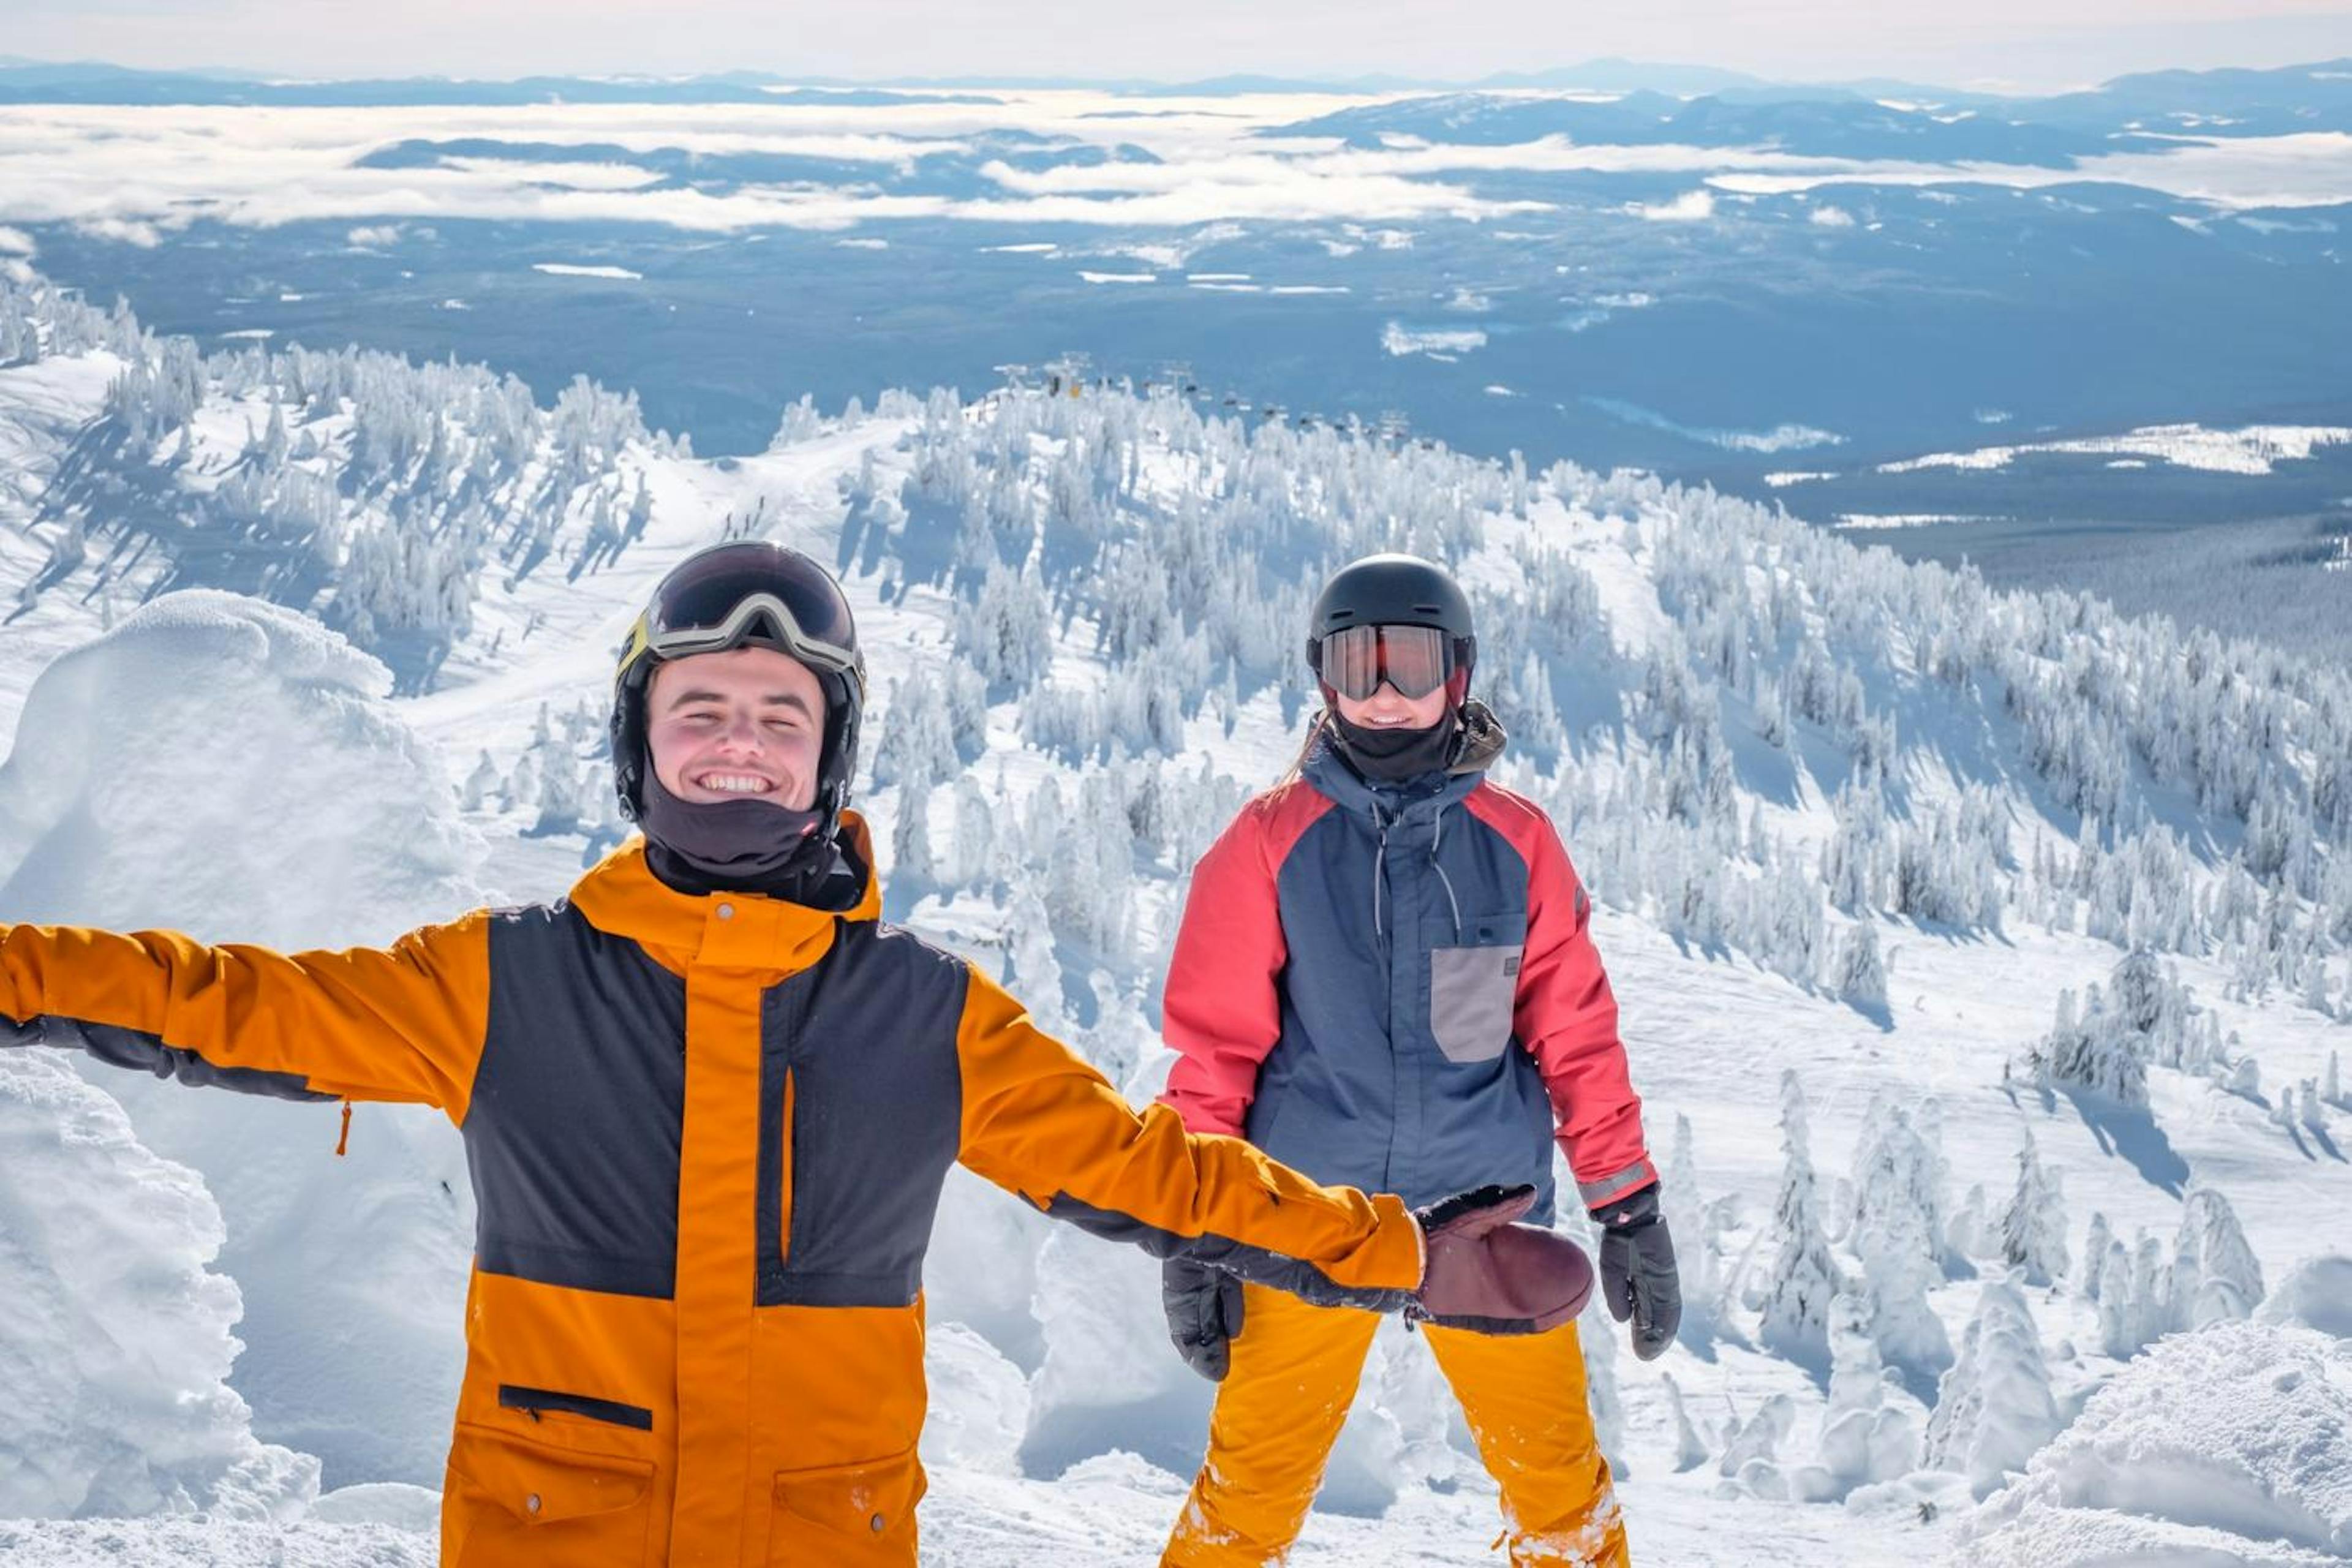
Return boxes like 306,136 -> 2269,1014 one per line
1576,1158 -> 1658,1211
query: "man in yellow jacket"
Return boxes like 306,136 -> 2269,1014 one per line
0,542 -> 1583,1567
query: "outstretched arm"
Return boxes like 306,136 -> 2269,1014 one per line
1,916 -> 491,1120
956,964 -> 1421,1307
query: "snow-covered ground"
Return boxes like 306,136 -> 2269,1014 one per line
2,271 -> 2350,1564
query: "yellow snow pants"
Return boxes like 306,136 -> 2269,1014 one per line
1161,1284 -> 1630,1568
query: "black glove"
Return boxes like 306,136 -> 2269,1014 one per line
1593,1185 -> 1680,1360
1163,1256 -> 1246,1382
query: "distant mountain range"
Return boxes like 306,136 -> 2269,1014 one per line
4,55 -> 2349,121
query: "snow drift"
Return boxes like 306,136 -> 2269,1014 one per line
0,1047 -> 314,1520
1958,1320 -> 2352,1566
0,592 -> 484,1490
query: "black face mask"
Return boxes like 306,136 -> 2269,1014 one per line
638,772 -> 861,907
1330,710 -> 1459,783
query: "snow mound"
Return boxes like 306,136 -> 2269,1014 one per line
0,1049 -> 316,1520
307,1484 -> 441,1531
2253,1256 -> 2352,1339
922,1322 -> 1031,1477
0,589 -> 480,943
0,591 -> 484,1488
1959,1321 -> 2352,1565
0,1517 -> 433,1566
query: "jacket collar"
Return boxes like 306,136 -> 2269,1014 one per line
570,810 -> 882,973
1302,700 -> 1506,823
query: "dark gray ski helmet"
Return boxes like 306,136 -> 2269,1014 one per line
1306,552 -> 1476,699
609,541 -> 867,835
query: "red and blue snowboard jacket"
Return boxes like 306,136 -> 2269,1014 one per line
1159,712 -> 1655,1224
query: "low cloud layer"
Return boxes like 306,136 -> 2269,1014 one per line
0,91 -> 2344,242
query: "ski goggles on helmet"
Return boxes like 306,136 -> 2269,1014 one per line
619,543 -> 863,692
1316,622 -> 1454,702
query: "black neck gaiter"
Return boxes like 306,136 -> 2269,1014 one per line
1330,710 -> 1460,783
639,773 -> 861,908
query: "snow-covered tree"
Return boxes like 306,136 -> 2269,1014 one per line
1946,1182 -> 1993,1263
1847,1094 -> 1953,1377
1660,1373 -> 1709,1473
1002,884 -> 1065,1031
2169,1185 -> 2264,1329
1717,1393 -> 1796,1499
2081,1212 -> 2114,1302
1923,1273 -> 2059,1498
950,775 -> 998,889
1997,1129 -> 2069,1288
891,771 -> 937,886
459,750 -> 499,812
1758,1071 -> 1841,1368
1662,1114 -> 1719,1336
530,730 -> 584,837
1794,1293 -> 1923,1501
1831,919 -> 1888,1011
2023,984 -> 2149,1107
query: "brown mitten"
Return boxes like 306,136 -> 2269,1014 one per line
1411,1183 -> 1594,1334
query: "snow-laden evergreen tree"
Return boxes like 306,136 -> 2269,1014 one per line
1758,1071 -> 1841,1369
1831,919 -> 1888,1012
1847,1094 -> 1953,1377
2168,1185 -> 2264,1329
1662,1114 -> 1717,1338
1923,1272 -> 2060,1498
2093,1238 -> 2139,1355
1946,1182 -> 1992,1262
459,750 -> 499,813
2126,1229 -> 2172,1349
956,562 -> 1056,692
1659,1371 -> 1710,1472
1001,884 -> 1064,1033
2023,983 -> 2149,1107
949,775 -> 997,889
1717,1393 -> 1797,1500
1997,1128 -> 2069,1287
891,767 -> 937,886
869,670 -> 959,790
1794,1293 -> 1923,1501
529,728 -> 584,837
2081,1212 -> 2114,1302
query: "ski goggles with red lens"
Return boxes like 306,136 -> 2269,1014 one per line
1316,623 -> 1454,702
620,543 -> 864,692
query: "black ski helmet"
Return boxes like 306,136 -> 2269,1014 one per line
609,541 -> 867,837
1306,552 -> 1477,703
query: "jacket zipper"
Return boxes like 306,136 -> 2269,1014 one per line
498,1384 -> 654,1431
774,1067 -> 796,1274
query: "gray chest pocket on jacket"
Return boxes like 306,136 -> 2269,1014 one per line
1428,913 -> 1526,1065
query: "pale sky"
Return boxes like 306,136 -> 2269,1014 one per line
10,1 -> 2352,94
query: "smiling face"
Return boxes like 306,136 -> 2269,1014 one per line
646,647 -> 826,812
1332,676 -> 1451,731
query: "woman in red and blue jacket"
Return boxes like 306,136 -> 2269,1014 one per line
1155,554 -> 1678,1568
